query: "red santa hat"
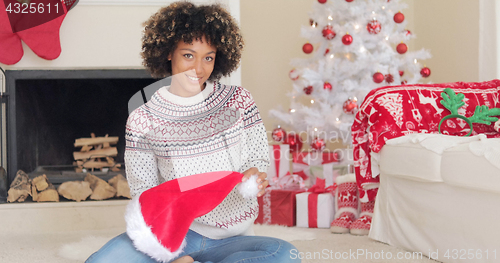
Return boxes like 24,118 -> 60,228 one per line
125,171 -> 260,262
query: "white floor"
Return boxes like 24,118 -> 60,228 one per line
0,200 -> 439,263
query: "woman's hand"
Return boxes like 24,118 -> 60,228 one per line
241,167 -> 268,197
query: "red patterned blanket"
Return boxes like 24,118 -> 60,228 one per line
352,80 -> 500,202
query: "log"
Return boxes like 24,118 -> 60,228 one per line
108,174 -> 131,199
80,145 -> 93,152
7,170 -> 31,202
85,173 -> 116,200
74,137 -> 119,147
73,147 -> 118,160
31,174 -> 59,202
36,186 -> 59,202
58,181 -> 92,202
77,160 -> 113,169
32,174 -> 49,192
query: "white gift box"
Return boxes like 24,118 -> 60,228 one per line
267,144 -> 290,182
296,192 -> 335,228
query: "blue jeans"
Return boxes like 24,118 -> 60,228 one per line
86,230 -> 301,263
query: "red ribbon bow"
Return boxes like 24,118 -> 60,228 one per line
307,178 -> 336,193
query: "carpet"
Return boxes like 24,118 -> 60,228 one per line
57,224 -> 317,262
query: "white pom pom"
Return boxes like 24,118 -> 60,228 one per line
238,175 -> 260,199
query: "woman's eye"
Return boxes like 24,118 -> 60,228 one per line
183,54 -> 193,59
205,57 -> 214,62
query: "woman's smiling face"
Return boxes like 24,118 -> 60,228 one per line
168,36 -> 217,97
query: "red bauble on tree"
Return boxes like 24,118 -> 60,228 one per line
343,97 -> 359,114
289,69 -> 300,81
323,82 -> 332,90
285,133 -> 303,153
396,43 -> 407,54
394,12 -> 405,23
303,43 -> 314,54
342,34 -> 353,45
373,72 -> 384,83
385,74 -> 394,84
401,80 -> 408,85
420,67 -> 431,78
318,0 -> 327,3
272,126 -> 287,142
324,48 -> 330,56
366,20 -> 381,34
322,25 -> 336,40
346,0 -> 354,2
311,137 -> 326,151
399,70 -> 404,77
303,85 -> 313,95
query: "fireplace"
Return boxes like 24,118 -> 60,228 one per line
4,69 -> 157,185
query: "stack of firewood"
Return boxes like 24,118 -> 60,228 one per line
7,171 -> 59,202
73,133 -> 121,173
7,170 -> 131,203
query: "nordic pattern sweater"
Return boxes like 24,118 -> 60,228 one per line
125,81 -> 270,239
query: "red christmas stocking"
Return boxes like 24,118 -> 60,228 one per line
0,0 -> 23,65
16,6 -> 67,60
330,173 -> 359,234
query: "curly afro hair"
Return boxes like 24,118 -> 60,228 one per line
141,1 -> 244,80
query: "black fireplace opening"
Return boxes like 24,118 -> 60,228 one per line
6,70 -> 158,185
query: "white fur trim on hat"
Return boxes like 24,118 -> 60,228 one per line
125,196 -> 187,263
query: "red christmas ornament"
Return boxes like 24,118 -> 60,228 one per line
303,85 -> 313,95
346,0 -> 354,2
272,126 -> 287,142
343,97 -> 359,114
318,0 -> 327,3
323,82 -> 332,90
342,34 -> 353,45
404,29 -> 411,36
399,70 -> 404,77
401,80 -> 408,85
420,67 -> 431,78
303,43 -> 314,54
322,25 -> 336,40
373,72 -> 384,83
311,137 -> 326,151
385,74 -> 394,84
324,48 -> 330,56
289,69 -> 300,81
285,133 -> 303,153
394,12 -> 405,23
366,20 -> 381,34
396,43 -> 408,54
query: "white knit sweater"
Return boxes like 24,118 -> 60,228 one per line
124,81 -> 270,239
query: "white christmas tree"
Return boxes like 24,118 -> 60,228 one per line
269,0 -> 431,152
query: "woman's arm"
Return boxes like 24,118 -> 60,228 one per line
124,109 -> 159,198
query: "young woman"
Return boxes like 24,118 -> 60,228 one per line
86,2 -> 300,263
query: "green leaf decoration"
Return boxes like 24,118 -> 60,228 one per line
440,88 -> 465,115
469,106 -> 500,125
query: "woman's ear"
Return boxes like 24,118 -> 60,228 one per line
167,53 -> 172,61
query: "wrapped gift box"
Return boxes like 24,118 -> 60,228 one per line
255,189 -> 304,226
267,144 -> 290,183
292,151 -> 340,187
296,192 -> 335,228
